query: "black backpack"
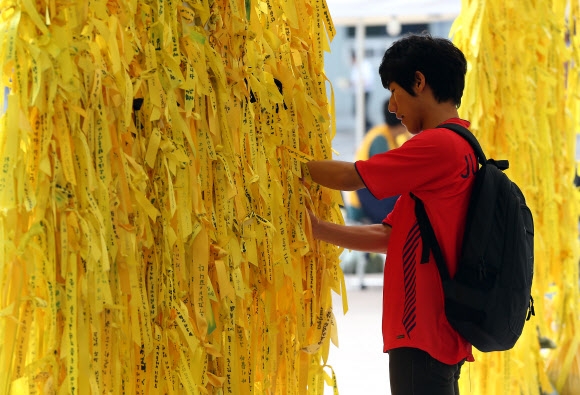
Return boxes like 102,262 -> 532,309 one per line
411,123 -> 535,352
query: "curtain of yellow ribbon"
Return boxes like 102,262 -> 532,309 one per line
0,0 -> 346,393
452,1 -> 580,394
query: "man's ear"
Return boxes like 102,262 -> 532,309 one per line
413,71 -> 426,93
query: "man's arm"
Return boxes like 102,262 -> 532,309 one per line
309,211 -> 391,253
306,160 -> 365,191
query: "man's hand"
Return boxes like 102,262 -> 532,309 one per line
307,209 -> 321,239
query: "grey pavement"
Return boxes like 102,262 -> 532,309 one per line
326,274 -> 390,395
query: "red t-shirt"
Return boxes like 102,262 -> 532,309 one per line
354,118 -> 475,365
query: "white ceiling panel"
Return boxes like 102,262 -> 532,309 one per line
326,0 -> 461,25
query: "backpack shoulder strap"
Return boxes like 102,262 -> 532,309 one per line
438,123 -> 487,166
410,193 -> 451,282
439,123 -> 510,170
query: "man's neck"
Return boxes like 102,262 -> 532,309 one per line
423,103 -> 460,130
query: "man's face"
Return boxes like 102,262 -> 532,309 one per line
387,82 -> 421,134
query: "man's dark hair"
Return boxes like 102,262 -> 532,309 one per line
378,32 -> 467,107
383,99 -> 401,127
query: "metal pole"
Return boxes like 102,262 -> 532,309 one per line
354,22 -> 366,149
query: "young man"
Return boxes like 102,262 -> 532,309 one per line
307,33 -> 475,395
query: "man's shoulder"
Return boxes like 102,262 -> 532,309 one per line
412,128 -> 455,145
418,120 -> 472,143
409,124 -> 473,161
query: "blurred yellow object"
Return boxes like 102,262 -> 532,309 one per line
548,335 -> 580,395
0,0 -> 345,394
452,0 -> 580,394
